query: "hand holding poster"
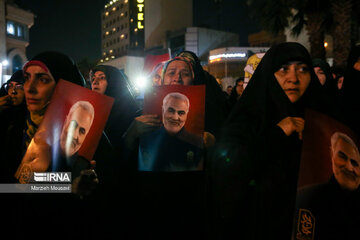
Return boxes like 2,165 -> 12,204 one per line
293,109 -> 360,240
15,80 -> 114,183
138,85 -> 205,172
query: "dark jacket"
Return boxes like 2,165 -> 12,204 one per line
294,176 -> 360,240
139,126 -> 203,171
0,104 -> 27,182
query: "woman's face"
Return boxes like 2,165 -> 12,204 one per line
314,67 -> 326,85
91,71 -> 108,94
163,60 -> 193,85
7,81 -> 25,106
274,62 -> 311,103
236,80 -> 244,96
24,65 -> 56,113
152,66 -> 163,86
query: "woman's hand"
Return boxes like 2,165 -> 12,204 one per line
0,95 -> 11,111
203,131 -> 216,148
72,169 -> 99,199
123,114 -> 161,150
132,114 -> 161,137
277,117 -> 305,140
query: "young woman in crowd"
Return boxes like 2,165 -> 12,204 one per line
0,52 -> 86,183
2,51 -> 104,239
312,58 -> 340,105
149,61 -> 166,86
209,42 -> 329,240
228,77 -> 245,110
91,65 -> 139,148
0,70 -> 27,182
89,64 -> 141,237
14,52 -> 88,181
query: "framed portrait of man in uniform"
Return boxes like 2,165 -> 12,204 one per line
138,85 -> 205,172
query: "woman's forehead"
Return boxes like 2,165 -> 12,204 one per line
9,80 -> 22,84
94,71 -> 106,75
168,60 -> 190,68
280,61 -> 307,66
25,65 -> 49,73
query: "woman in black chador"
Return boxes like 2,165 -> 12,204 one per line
339,45 -> 360,136
90,65 -> 139,148
208,42 -> 327,240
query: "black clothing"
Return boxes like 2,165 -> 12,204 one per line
122,120 -> 206,238
139,126 -> 203,171
0,104 -> 27,182
312,58 -> 340,108
228,77 -> 244,110
91,65 -> 139,148
2,52 -> 96,238
339,45 -> 360,135
89,65 -> 140,238
294,176 -> 360,240
209,42 -> 327,240
0,70 -> 27,182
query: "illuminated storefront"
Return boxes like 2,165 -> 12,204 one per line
208,47 -> 269,90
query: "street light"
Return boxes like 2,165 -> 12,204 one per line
0,59 -> 9,86
135,75 -> 148,90
1,60 -> 9,66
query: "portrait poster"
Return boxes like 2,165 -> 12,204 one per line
293,109 -> 360,240
143,52 -> 171,74
138,85 -> 206,172
16,80 -> 114,183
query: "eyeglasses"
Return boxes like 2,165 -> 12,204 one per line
6,83 -> 24,92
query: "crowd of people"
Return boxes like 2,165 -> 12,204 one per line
0,42 -> 359,239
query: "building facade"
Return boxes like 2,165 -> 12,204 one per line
100,0 -> 145,63
0,0 -> 34,85
100,0 -> 194,86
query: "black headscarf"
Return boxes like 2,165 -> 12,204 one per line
91,65 -> 136,101
2,70 -> 25,97
209,42 -> 327,239
313,58 -> 338,90
312,58 -> 340,111
25,51 -> 85,87
8,69 -> 25,84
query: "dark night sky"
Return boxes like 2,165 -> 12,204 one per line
13,0 -> 259,63
193,0 -> 260,45
14,0 -> 106,62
